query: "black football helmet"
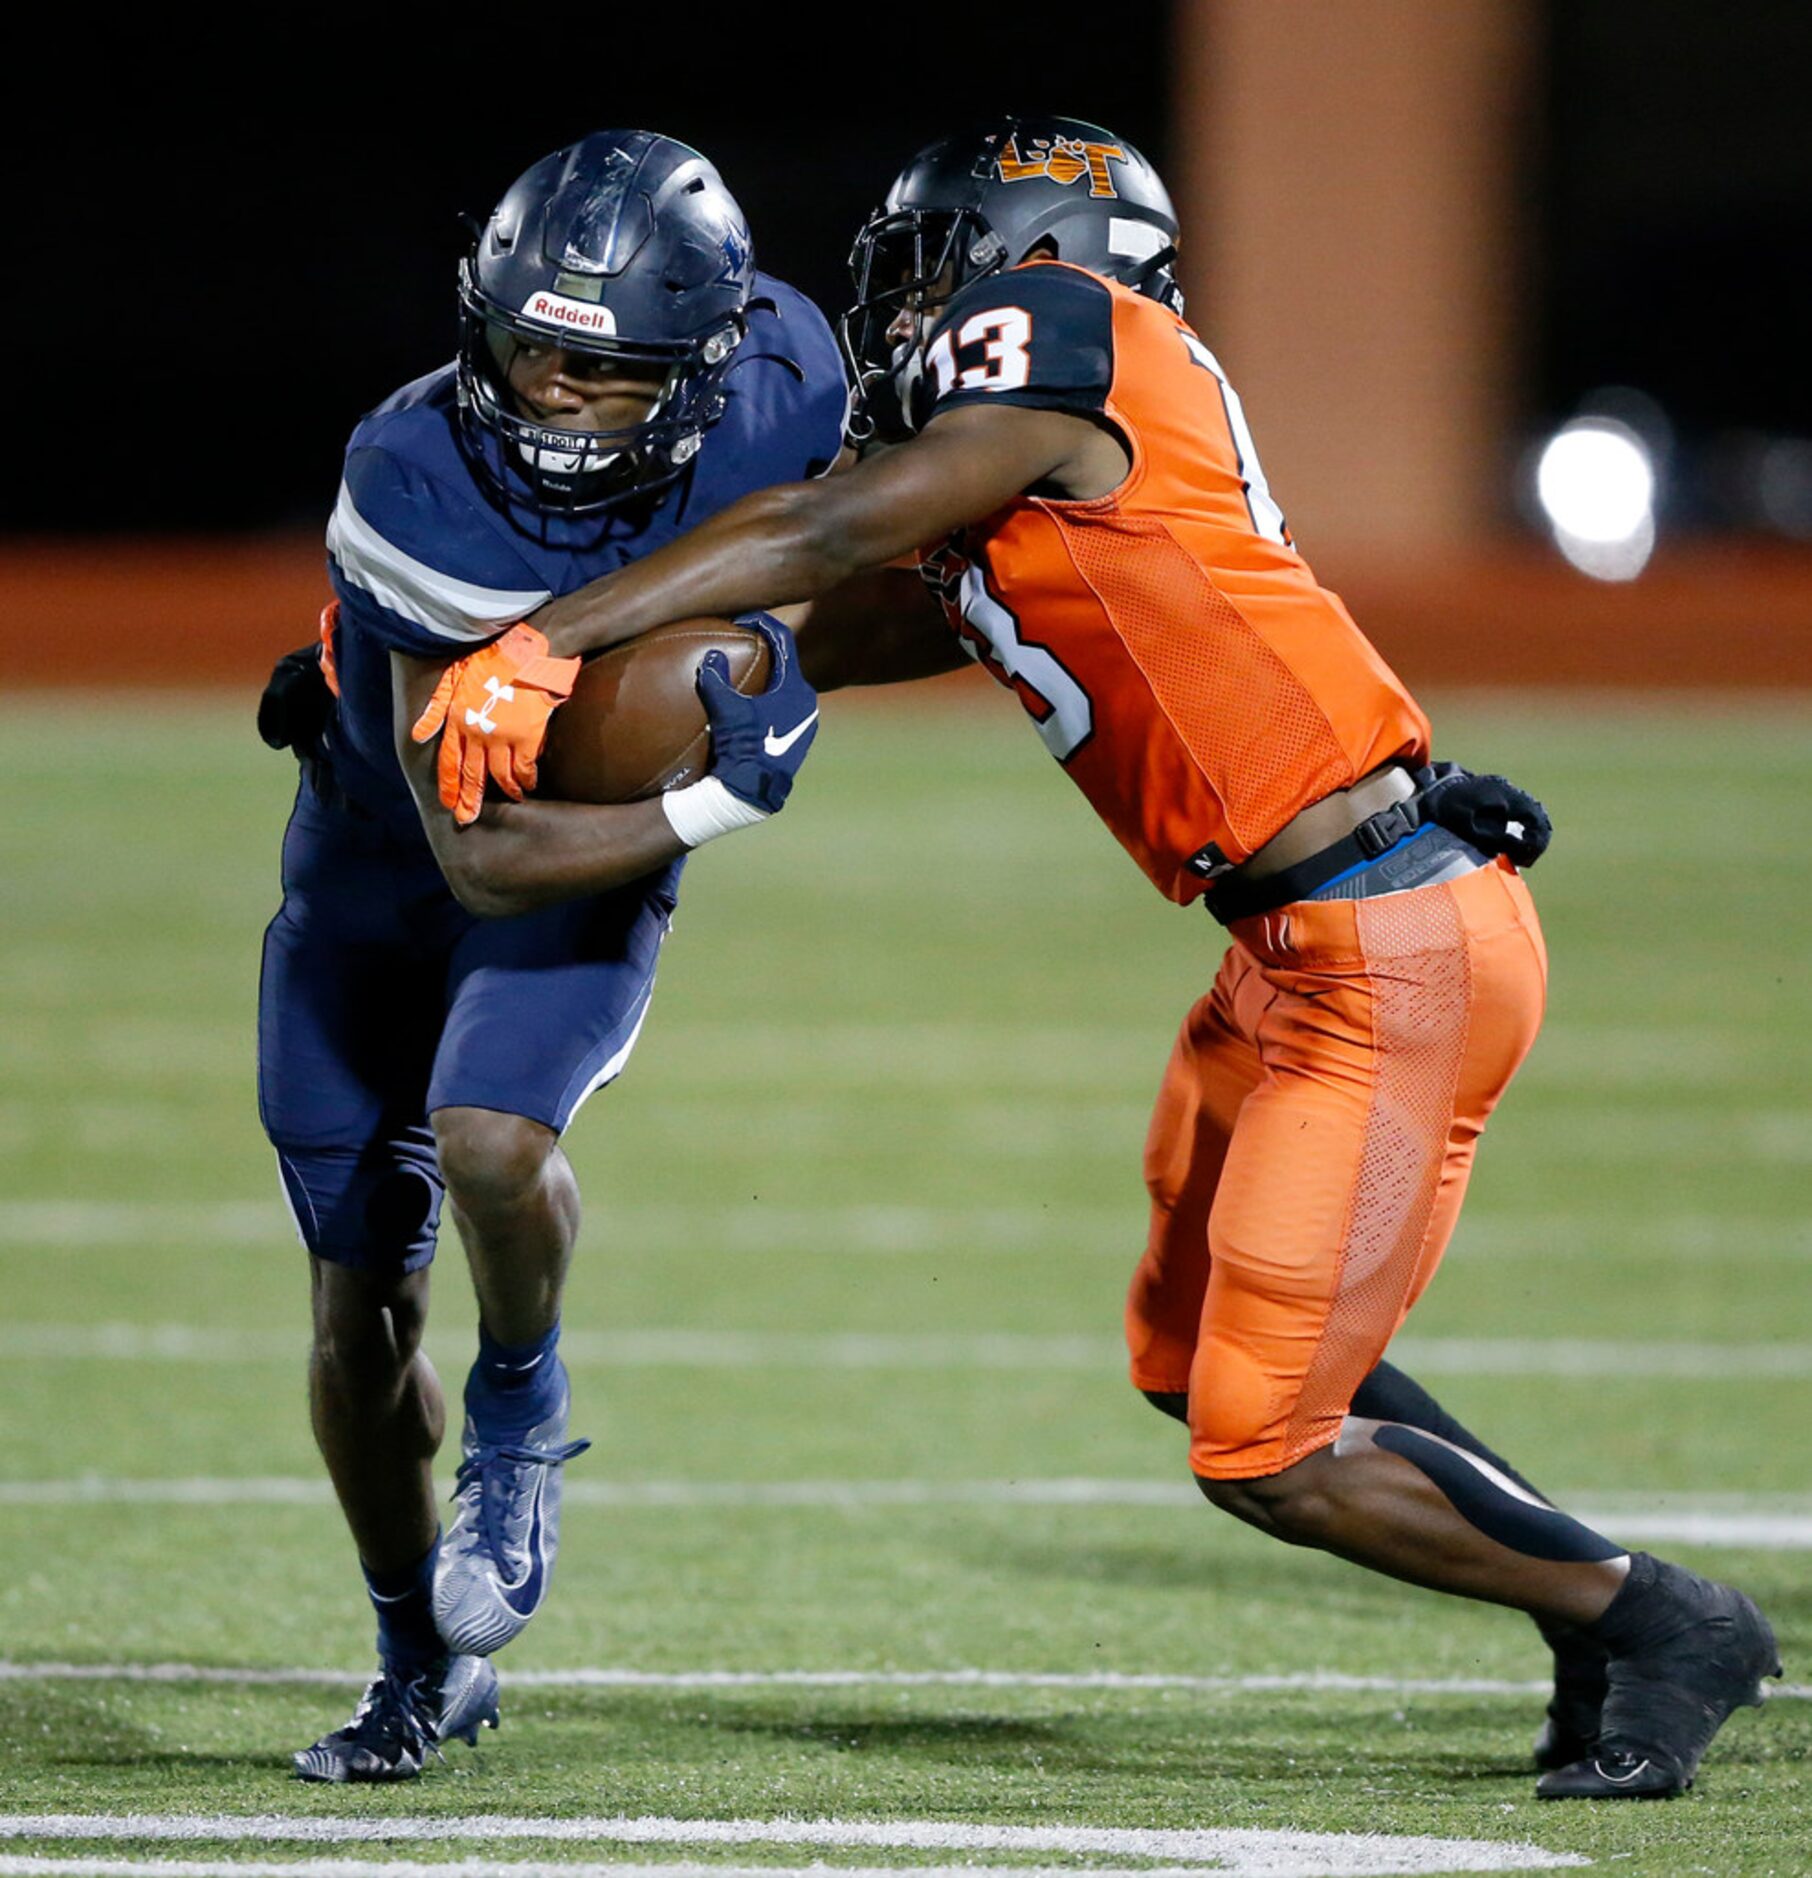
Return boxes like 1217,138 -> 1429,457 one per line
457,130 -> 755,515
842,115 -> 1182,440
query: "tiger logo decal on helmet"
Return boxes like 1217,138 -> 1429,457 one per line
994,132 -> 1127,198
841,114 -> 1181,443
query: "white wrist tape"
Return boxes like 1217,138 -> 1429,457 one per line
660,776 -> 770,849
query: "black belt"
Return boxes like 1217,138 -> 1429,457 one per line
1203,761 -> 1554,926
1204,785 -> 1426,925
1209,751 -> 1509,927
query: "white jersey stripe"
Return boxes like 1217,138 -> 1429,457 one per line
325,482 -> 550,643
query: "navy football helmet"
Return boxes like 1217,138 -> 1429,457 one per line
457,131 -> 755,514
843,115 -> 1181,441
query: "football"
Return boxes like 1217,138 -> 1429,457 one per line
535,617 -> 772,804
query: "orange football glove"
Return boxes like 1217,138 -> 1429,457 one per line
318,601 -> 341,697
410,623 -> 581,826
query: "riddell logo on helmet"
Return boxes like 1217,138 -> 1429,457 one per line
995,135 -> 1126,199
520,291 -> 619,335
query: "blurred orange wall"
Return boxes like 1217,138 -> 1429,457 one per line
4,534 -> 1809,691
0,539 -> 330,689
1173,0 -> 1531,554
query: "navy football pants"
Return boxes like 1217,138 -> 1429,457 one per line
258,784 -> 681,1275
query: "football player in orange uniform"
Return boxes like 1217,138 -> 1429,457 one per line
415,117 -> 1780,1798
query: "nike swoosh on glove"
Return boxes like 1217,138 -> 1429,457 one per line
697,613 -> 820,816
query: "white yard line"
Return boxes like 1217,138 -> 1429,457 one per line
0,1478 -> 336,1506
0,1326 -> 1134,1370
7,1199 -> 1808,1263
0,1813 -> 1589,1876
1393,1337 -> 1812,1379
1447,1213 -> 1812,1261
1,1661 -> 1805,1701
0,1864 -> 1514,1878
0,1203 -> 285,1247
7,1473 -> 1812,1548
0,1864 -> 1208,1878
0,1202 -> 1125,1256
6,1323 -> 1812,1380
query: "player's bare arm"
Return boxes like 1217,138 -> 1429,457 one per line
790,567 -> 970,691
392,650 -> 686,918
529,401 -> 1130,659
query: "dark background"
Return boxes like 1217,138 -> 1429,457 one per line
1536,1 -> 1812,530
13,2 -> 1810,534
14,20 -> 1169,531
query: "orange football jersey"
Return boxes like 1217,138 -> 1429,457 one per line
914,259 -> 1430,905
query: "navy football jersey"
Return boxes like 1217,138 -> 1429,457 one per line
319,273 -> 846,838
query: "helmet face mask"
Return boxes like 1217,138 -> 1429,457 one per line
457,260 -> 740,514
455,131 -> 754,522
841,208 -> 1008,438
841,115 -> 1181,444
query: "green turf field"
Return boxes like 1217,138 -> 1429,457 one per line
1,690 -> 1808,1876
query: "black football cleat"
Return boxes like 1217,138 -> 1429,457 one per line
1532,1627 -> 1610,1773
1536,1746 -> 1689,1800
1536,1565 -> 1780,1800
292,1653 -> 499,1783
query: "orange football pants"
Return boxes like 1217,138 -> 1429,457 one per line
1125,858 -> 1548,1480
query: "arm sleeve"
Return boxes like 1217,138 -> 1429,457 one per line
919,263 -> 1115,425
325,446 -> 553,658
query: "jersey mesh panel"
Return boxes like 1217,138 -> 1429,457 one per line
1052,512 -> 1354,852
1282,885 -> 1472,1461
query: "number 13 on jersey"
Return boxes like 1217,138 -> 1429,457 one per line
952,557 -> 1094,761
926,309 -> 1035,396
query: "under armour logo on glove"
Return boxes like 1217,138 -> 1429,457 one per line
411,624 -> 581,825
1420,766 -> 1554,867
466,676 -> 517,736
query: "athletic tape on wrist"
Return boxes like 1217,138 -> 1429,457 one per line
661,776 -> 769,848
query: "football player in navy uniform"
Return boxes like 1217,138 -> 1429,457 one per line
257,131 -> 839,1781
410,117 -> 1780,1802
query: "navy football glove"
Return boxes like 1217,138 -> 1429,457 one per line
697,613 -> 820,815
258,643 -> 334,758
1420,764 -> 1553,866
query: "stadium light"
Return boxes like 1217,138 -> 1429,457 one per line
1535,418 -> 1657,581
